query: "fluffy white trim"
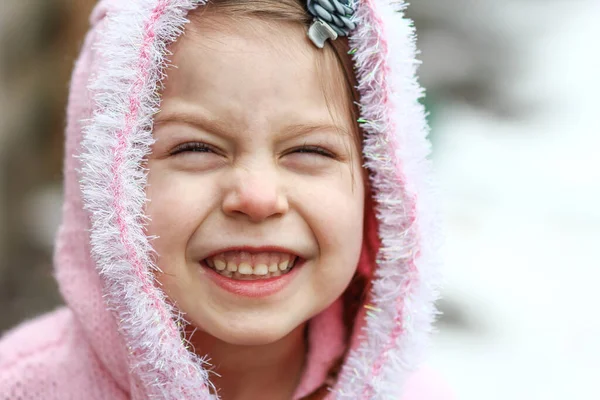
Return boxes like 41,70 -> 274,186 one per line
79,1 -> 216,398
332,1 -> 441,399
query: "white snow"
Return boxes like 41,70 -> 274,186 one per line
429,1 -> 600,398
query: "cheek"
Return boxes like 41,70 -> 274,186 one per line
302,165 -> 365,278
320,164 -> 365,249
145,166 -> 213,264
323,165 -> 365,283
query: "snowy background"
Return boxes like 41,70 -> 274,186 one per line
1,1 -> 598,399
411,1 -> 600,399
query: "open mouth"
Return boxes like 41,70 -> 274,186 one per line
202,251 -> 299,281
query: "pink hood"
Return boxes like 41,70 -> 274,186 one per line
1,1 -> 442,399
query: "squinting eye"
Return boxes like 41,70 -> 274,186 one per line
292,145 -> 336,158
170,142 -> 216,156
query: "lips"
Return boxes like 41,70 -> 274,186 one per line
199,249 -> 304,298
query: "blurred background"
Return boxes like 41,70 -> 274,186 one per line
0,1 -> 598,399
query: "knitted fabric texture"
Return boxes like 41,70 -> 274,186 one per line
0,0 -> 445,399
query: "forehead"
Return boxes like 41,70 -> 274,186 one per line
160,14 -> 351,130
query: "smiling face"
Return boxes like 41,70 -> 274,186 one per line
145,14 -> 364,346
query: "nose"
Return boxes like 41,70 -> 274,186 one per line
222,166 -> 289,222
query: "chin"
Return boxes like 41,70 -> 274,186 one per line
216,329 -> 288,347
192,312 -> 305,347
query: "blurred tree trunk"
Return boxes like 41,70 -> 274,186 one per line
0,0 -> 97,333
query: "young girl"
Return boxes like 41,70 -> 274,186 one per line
0,1 -> 449,399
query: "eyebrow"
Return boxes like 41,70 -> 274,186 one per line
154,110 -> 352,141
154,110 -> 234,139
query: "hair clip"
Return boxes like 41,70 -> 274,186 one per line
307,0 -> 356,48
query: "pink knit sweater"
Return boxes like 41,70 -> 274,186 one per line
0,1 -> 448,399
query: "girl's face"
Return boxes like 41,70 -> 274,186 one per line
146,16 -> 364,346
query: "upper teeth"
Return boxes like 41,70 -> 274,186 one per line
207,252 -> 295,276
